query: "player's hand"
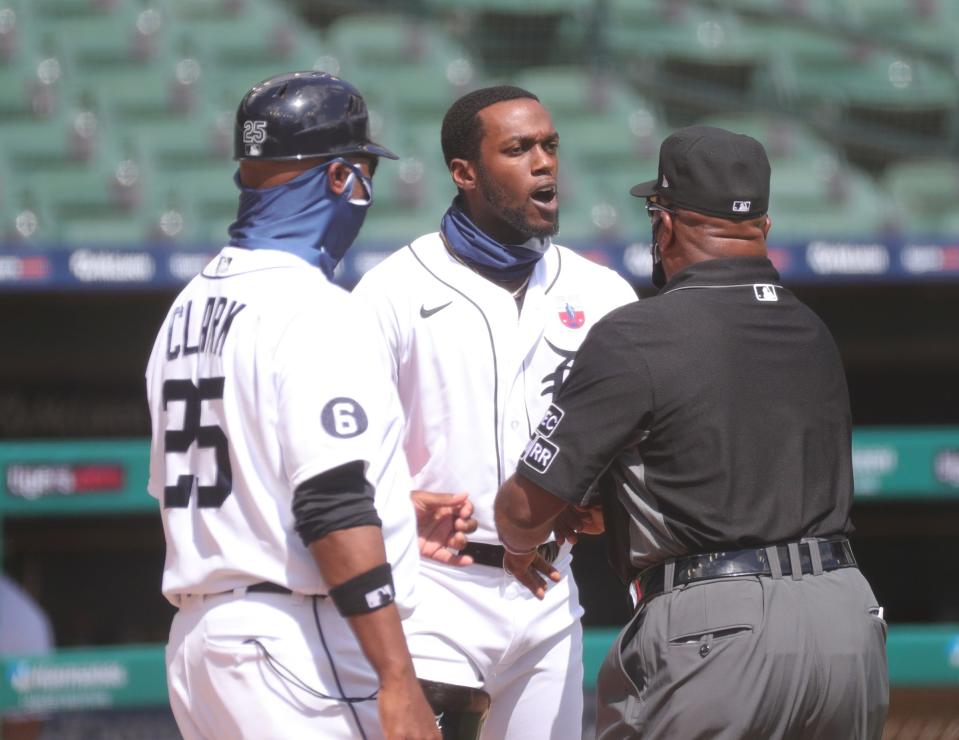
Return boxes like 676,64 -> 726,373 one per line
553,504 -> 605,545
503,550 -> 561,600
378,673 -> 442,740
411,490 -> 478,567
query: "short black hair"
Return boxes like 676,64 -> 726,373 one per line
441,85 -> 539,166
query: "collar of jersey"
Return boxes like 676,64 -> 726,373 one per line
202,245 -> 320,278
410,232 -> 559,296
661,256 -> 780,294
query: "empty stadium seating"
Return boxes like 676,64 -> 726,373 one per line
1,0 -> 957,249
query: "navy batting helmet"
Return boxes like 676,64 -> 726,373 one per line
234,71 -> 398,161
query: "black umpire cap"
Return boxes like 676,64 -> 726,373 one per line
630,125 -> 770,220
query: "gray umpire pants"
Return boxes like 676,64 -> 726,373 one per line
595,565 -> 888,739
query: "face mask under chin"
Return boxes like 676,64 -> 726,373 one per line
650,224 -> 666,290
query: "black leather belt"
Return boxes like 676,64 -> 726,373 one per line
459,541 -> 560,569
247,582 -> 293,595
636,537 -> 857,603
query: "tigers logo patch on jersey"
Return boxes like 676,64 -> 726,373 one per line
559,303 -> 585,329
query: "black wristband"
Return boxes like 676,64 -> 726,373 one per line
329,563 -> 395,617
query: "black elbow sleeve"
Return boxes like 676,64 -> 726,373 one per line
292,460 -> 381,547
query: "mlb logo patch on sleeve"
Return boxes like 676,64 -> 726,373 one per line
536,403 -> 565,437
521,434 -> 559,474
753,284 -> 778,302
365,583 -> 395,609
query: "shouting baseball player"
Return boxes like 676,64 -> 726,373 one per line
145,72 -> 439,740
353,86 -> 638,738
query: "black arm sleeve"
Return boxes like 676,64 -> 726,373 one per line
292,460 -> 381,547
517,311 -> 654,504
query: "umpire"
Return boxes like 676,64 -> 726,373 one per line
494,125 -> 889,739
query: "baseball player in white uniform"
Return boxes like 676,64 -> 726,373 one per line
354,86 -> 637,739
145,72 -> 439,740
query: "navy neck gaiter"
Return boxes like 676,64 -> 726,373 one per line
440,200 -> 550,282
228,158 -> 372,280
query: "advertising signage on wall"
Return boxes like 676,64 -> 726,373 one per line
0,239 -> 958,292
0,430 -> 957,518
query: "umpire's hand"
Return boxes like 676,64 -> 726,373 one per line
411,491 -> 478,566
503,550 -> 562,600
553,503 -> 605,545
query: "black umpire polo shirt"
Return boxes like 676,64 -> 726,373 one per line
517,256 -> 854,573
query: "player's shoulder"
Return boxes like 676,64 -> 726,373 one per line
354,232 -> 443,292
212,247 -> 351,318
552,243 -> 623,280
550,243 -> 636,302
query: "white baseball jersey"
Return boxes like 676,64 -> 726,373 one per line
146,246 -> 418,609
353,233 -> 638,543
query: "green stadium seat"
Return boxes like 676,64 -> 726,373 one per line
694,113 -> 834,161
766,160 -> 889,240
616,10 -> 774,121
30,0 -> 109,18
0,2 -> 39,64
883,159 -> 959,237
0,186 -> 60,243
511,67 -> 663,171
145,159 -> 236,247
82,58 -> 203,121
0,112 -> 89,169
161,161 -> 238,226
127,108 -> 232,168
327,14 -> 448,68
785,52 -> 959,168
326,18 -> 473,139
423,0 -> 592,73
173,11 -> 316,70
35,5 -> 157,71
606,0 -> 691,59
738,20 -> 855,109
13,154 -> 158,246
134,193 -> 203,244
0,52 -> 54,117
20,160 -> 121,213
513,67 -> 641,118
195,214 -> 234,247
557,168 -> 651,245
348,62 -> 469,132
59,211 -> 150,245
834,0 -> 929,30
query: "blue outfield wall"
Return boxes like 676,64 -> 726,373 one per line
1,237 -> 959,292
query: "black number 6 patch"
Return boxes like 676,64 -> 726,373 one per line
321,397 -> 368,438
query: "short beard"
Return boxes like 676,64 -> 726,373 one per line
476,162 -> 559,241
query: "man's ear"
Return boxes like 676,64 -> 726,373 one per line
449,158 -> 476,192
326,160 -> 351,196
761,214 -> 772,239
656,210 -> 675,254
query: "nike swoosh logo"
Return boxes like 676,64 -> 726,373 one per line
420,301 -> 452,318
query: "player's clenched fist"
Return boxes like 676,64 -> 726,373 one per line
411,491 -> 479,566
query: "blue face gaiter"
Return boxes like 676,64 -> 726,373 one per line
228,158 -> 372,280
440,200 -> 550,282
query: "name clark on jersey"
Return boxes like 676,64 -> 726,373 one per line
166,297 -> 246,360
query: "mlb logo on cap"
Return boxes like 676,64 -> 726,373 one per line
732,201 -> 751,213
